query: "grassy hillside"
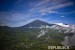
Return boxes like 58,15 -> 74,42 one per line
0,27 -> 73,50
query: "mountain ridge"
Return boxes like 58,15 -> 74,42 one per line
20,20 -> 54,28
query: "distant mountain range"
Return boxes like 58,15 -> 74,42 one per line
15,20 -> 74,33
0,20 -> 75,47
0,20 -> 75,33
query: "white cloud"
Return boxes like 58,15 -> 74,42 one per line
0,11 -> 42,27
35,0 -> 50,6
40,11 -> 58,15
0,0 -> 74,27
39,2 -> 73,15
29,0 -> 74,16
55,23 -> 69,27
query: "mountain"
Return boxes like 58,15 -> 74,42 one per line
13,20 -> 75,33
20,20 -> 54,28
0,20 -> 75,48
0,26 -> 11,30
50,23 -> 75,33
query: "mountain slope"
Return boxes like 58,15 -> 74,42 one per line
50,24 -> 75,33
20,20 -> 54,28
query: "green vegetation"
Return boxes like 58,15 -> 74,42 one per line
0,27 -> 73,50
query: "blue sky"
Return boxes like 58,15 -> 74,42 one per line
0,0 -> 75,27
